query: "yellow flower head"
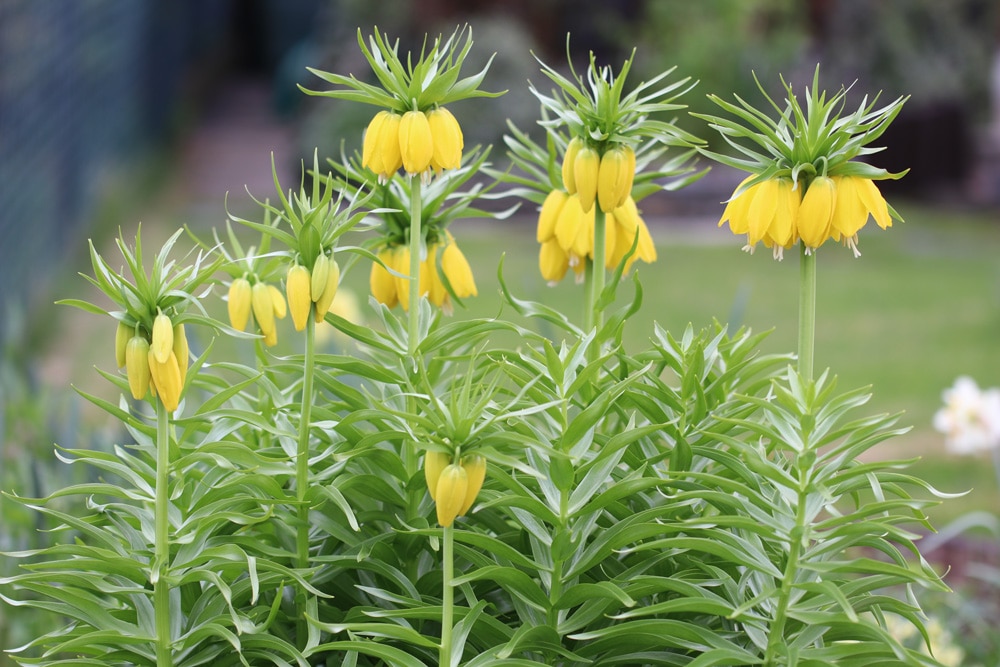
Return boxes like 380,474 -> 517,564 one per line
700,66 -> 907,258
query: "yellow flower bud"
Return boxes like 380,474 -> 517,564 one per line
797,175 -> 836,249
537,189 -> 568,243
151,312 -> 173,365
251,281 -> 276,339
573,146 -> 600,214
376,112 -> 403,179
561,137 -> 583,195
424,451 -> 452,500
370,247 -> 399,308
362,110 -> 391,174
539,238 -> 570,284
286,264 -> 312,332
313,258 -> 340,323
114,321 -> 131,368
435,463 -> 468,527
458,455 -> 486,516
310,253 -> 330,303
227,278 -> 253,331
441,240 -> 476,299
148,349 -> 182,412
597,146 -> 634,213
399,110 -> 434,175
125,336 -> 151,400
268,284 -> 287,320
172,322 -> 189,388
427,107 -> 463,171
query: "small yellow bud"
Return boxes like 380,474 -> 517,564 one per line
268,284 -> 287,319
423,451 -> 452,500
148,349 -> 182,412
125,336 -> 151,400
573,146 -> 600,214
561,137 -> 583,195
370,248 -> 399,308
458,455 -> 486,516
399,110 -> 434,175
114,321 -> 131,368
427,107 -> 463,171
151,312 -> 173,364
286,264 -> 312,332
313,258 -> 340,323
597,146 -> 634,212
310,253 -> 330,303
251,281 -> 276,338
172,322 -> 189,388
227,278 -> 253,331
537,189 -> 568,243
435,464 -> 468,527
362,110 -> 391,174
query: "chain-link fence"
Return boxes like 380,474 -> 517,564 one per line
0,0 -> 234,346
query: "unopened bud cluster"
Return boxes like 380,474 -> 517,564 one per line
228,275 -> 288,346
423,451 -> 487,527
115,311 -> 188,412
286,251 -> 341,330
362,107 -> 463,181
370,233 -> 476,313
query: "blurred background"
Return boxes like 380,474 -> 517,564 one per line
2,0 -> 1000,662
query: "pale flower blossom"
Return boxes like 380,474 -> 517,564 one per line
933,376 -> 1000,454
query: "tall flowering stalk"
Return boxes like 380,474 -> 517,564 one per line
697,66 -> 907,379
506,45 -> 703,333
302,26 -> 502,354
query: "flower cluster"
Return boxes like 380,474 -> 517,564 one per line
933,376 -> 1000,455
719,173 -> 892,258
117,313 -> 189,412
370,233 -> 477,313
227,275 -> 287,346
424,451 -> 486,527
362,107 -> 463,181
700,67 -> 907,258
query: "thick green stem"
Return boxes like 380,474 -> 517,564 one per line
154,399 -> 172,667
797,245 -> 816,381
407,176 -> 424,357
295,316 -> 316,645
764,478 -> 810,666
440,524 -> 455,667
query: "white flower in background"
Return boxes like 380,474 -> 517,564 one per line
933,376 -> 1000,454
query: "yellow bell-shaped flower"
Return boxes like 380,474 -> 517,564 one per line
227,277 -> 253,331
537,189 -> 568,243
561,137 -> 583,195
797,175 -> 836,249
399,110 -> 434,175
539,238 -> 570,284
427,107 -> 463,171
573,146 -> 601,213
435,464 -> 469,527
597,145 -> 634,213
370,247 -> 401,309
441,238 -> 477,299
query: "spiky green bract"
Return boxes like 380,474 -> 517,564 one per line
696,65 -> 908,205
300,25 -> 504,112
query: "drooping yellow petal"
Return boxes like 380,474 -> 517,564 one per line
378,112 -> 402,178
425,243 -> 448,307
830,176 -> 868,239
427,107 -> 463,171
539,238 -> 570,284
286,264 -> 312,331
562,137 -> 582,195
747,179 -> 780,246
435,464 -> 468,527
399,110 -> 434,175
227,278 -> 253,331
362,110 -> 390,173
597,146 -> 633,213
370,248 -> 399,308
442,240 -> 477,298
537,189 -> 568,243
768,178 -> 800,248
797,175 -> 836,249
856,177 -> 892,229
718,176 -> 756,235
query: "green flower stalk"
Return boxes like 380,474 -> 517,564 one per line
501,44 -> 704,332
698,66 -> 908,379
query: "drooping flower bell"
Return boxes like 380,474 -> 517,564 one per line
703,67 -> 907,258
